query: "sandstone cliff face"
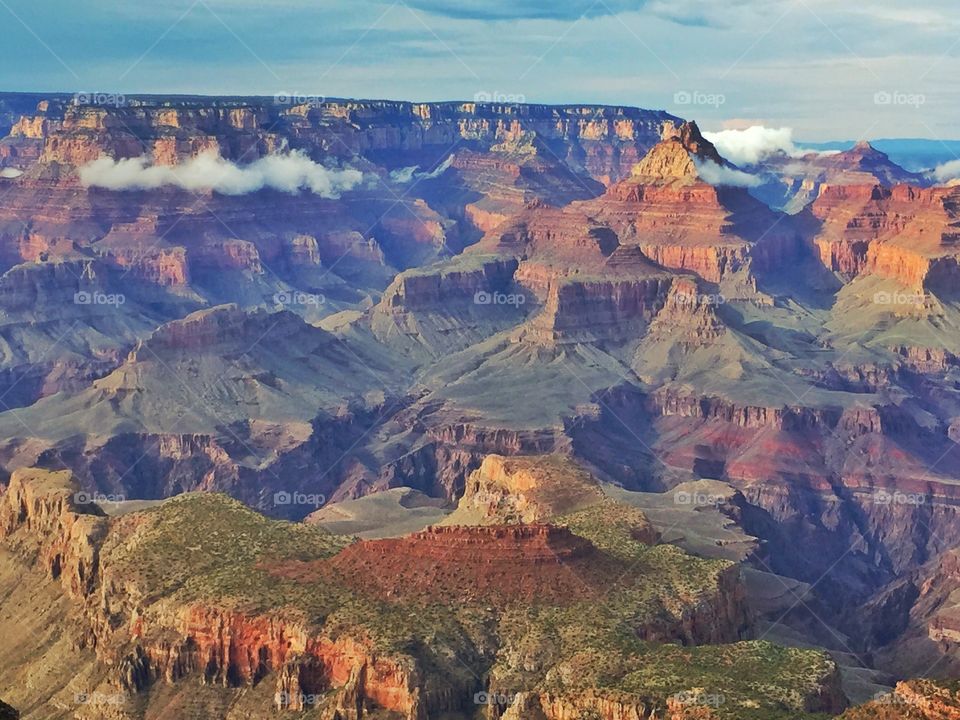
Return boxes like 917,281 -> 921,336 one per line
578,122 -> 800,283
103,245 -> 190,286
640,277 -> 725,352
377,257 -> 520,313
650,388 -> 843,432
812,184 -> 960,289
118,607 -> 430,718
501,673 -> 846,720
453,453 -> 612,526
473,203 -> 620,266
761,141 -> 925,214
8,97 -> 673,182
841,679 -> 960,719
0,468 -> 106,600
518,273 -> 672,345
0,470 -> 435,720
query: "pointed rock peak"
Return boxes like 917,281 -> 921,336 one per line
631,120 -> 724,182
847,140 -> 886,157
632,137 -> 699,181
661,120 -> 724,164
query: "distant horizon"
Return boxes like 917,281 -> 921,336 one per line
2,1 -> 958,142
3,90 -> 960,150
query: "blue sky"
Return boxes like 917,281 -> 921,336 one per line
1,0 -> 958,140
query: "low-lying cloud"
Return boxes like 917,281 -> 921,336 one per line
703,126 -> 808,166
931,159 -> 960,184
80,150 -> 364,197
388,155 -> 454,184
693,159 -> 762,187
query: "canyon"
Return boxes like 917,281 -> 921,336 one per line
0,92 -> 959,718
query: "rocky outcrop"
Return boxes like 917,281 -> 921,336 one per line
473,203 -> 620,267
452,453 -> 613,526
812,184 -> 960,289
762,141 -> 924,213
377,256 -> 520,313
842,679 -> 960,719
102,245 -> 190,286
188,239 -> 263,274
0,468 -> 434,719
121,607 -> 429,718
517,272 -> 672,345
498,654 -> 845,719
0,468 -> 106,600
650,388 -> 844,431
7,96 -> 674,181
581,122 -> 801,283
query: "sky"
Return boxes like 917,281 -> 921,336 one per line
1,0 -> 958,141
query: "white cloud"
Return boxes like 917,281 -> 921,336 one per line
702,126 -> 806,166
79,150 -> 364,197
693,159 -> 762,187
389,166 -> 418,183
388,155 -> 454,183
0,168 -> 23,179
931,159 -> 960,184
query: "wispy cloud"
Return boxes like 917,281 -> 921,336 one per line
931,159 -> 960,184
79,151 -> 364,197
693,158 -> 761,187
703,126 -> 807,166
